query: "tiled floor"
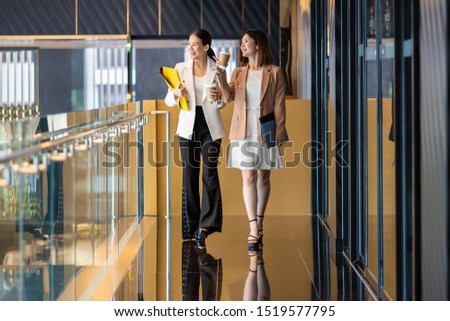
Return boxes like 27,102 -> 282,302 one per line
154,214 -> 377,301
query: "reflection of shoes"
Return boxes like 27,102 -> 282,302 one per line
247,234 -> 259,254
196,239 -> 206,250
42,245 -> 51,261
258,231 -> 263,248
196,228 -> 208,250
197,252 -> 209,265
195,244 -> 207,254
32,228 -> 50,240
257,215 -> 264,248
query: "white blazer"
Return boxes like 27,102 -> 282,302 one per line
164,58 -> 225,141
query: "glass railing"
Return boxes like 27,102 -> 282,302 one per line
0,102 -> 156,300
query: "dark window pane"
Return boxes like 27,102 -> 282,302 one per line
0,0 -> 75,35
203,0 -> 241,37
243,0 -> 268,33
78,0 -> 126,34
130,0 -> 158,36
161,0 -> 200,36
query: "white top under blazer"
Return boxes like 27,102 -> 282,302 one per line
164,58 -> 225,141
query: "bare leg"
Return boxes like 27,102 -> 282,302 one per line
243,254 -> 259,300
256,252 -> 270,300
256,170 -> 271,239
241,170 -> 259,242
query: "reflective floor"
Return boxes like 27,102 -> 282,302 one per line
0,215 -> 152,301
1,213 -> 378,301
155,215 -> 377,301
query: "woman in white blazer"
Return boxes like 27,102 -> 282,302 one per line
165,29 -> 225,250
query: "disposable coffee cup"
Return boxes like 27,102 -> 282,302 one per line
219,52 -> 231,69
205,84 -> 217,102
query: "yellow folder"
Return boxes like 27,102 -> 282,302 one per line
159,66 -> 189,111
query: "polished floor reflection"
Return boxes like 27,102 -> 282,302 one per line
156,215 -> 377,301
0,215 -> 152,301
1,213 -> 378,301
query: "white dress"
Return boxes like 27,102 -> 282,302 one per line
227,69 -> 284,170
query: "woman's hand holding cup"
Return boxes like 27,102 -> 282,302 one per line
213,56 -> 226,75
205,84 -> 219,103
218,51 -> 230,69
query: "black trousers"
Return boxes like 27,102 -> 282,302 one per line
182,241 -> 222,301
179,106 -> 223,239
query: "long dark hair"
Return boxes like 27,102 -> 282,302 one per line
190,29 -> 217,61
238,29 -> 273,66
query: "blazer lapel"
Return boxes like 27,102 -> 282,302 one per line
202,59 -> 218,102
260,65 -> 272,104
204,58 -> 217,84
183,60 -> 195,106
238,65 -> 249,105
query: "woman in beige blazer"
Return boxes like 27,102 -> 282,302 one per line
217,29 -> 287,255
165,29 -> 225,250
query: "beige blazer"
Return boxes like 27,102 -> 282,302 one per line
220,64 -> 287,143
164,58 -> 225,141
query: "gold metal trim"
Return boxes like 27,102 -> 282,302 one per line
158,0 -> 161,36
75,0 -> 78,35
241,0 -> 245,33
126,0 -> 130,35
200,0 -> 203,29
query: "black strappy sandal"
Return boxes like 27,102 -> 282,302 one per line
248,219 -> 260,254
196,227 -> 208,250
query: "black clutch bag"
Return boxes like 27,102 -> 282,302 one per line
259,112 -> 289,148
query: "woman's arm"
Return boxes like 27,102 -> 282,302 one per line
164,85 -> 180,107
216,67 -> 236,103
164,63 -> 186,107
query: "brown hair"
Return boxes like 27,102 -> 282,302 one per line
238,29 -> 273,66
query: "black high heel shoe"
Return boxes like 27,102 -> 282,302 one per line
196,228 -> 208,250
248,219 -> 260,255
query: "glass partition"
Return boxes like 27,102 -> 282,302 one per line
0,102 -> 148,300
0,39 -> 129,117
363,0 -> 396,298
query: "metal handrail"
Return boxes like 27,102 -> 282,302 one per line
32,111 -> 132,142
0,110 -> 150,163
